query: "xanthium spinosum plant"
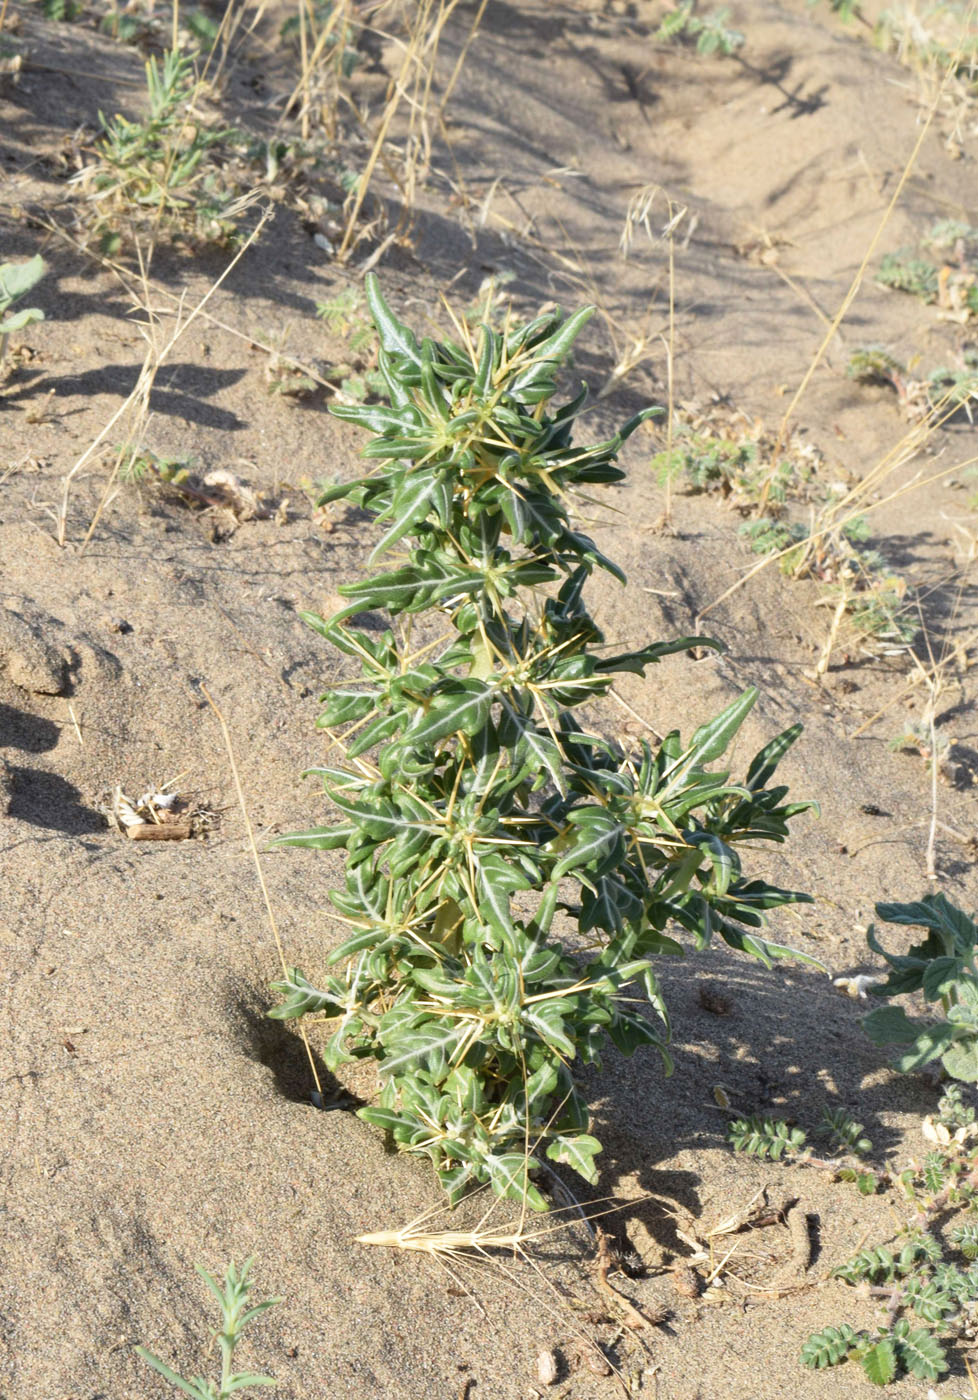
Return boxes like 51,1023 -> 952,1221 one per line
270,275 -> 817,1209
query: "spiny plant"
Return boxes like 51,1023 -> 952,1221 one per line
270,275 -> 816,1209
135,1258 -> 281,1399
0,254 -> 45,370
863,894 -> 978,1083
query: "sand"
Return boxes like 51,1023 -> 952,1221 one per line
2,1 -> 978,1395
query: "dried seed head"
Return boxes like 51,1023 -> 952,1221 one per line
638,1297 -> 669,1325
698,983 -> 733,1015
671,1262 -> 702,1298
584,1347 -> 612,1377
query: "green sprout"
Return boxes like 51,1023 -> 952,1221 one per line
0,255 -> 46,369
136,1259 -> 281,1400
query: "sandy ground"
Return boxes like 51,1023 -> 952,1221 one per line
2,0 -> 978,1396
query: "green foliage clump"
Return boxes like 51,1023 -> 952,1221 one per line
846,346 -> 906,389
801,1089 -> 978,1386
863,894 -> 978,1082
136,1259 -> 281,1400
729,1115 -> 808,1160
740,511 -> 916,648
0,254 -> 46,367
315,288 -> 385,403
86,49 -> 243,253
876,222 -> 978,320
119,446 -> 192,486
802,1320 -> 947,1386
653,433 -> 759,495
271,276 -> 815,1208
39,0 -> 83,21
657,1 -> 745,55
876,252 -> 941,301
729,1105 -> 879,1189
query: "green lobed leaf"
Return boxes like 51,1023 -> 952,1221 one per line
895,1328 -> 947,1381
859,1338 -> 897,1387
800,1324 -> 858,1370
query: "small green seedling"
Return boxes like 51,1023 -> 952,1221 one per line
136,1258 -> 280,1399
810,0 -> 864,24
846,347 -> 908,392
863,895 -> 978,1082
315,288 -> 385,403
729,1106 -> 881,1192
657,1 -> 745,54
802,1089 -> 978,1387
271,276 -> 816,1209
0,255 -> 45,369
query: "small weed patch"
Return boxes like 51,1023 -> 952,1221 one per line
877,221 -> 978,322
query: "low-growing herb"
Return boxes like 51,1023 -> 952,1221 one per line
802,1088 -> 978,1386
136,1258 -> 281,1400
729,1108 -> 881,1190
876,222 -> 978,321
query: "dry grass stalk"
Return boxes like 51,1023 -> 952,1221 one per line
55,204 -> 271,550
337,0 -> 484,259
358,1190 -> 666,1388
758,21 -> 973,509
358,1187 -> 657,1257
276,0 -> 357,141
813,592 -> 849,678
618,184 -> 694,520
199,0 -> 255,94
